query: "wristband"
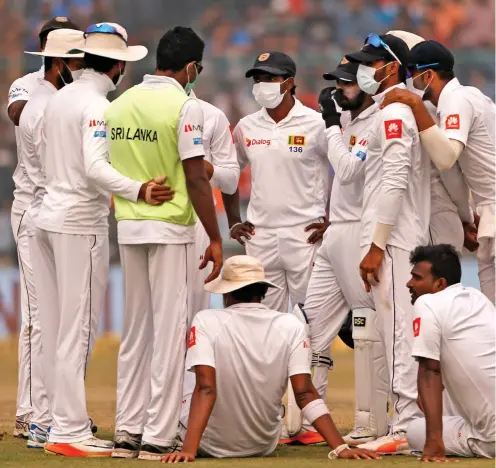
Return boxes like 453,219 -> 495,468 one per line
229,223 -> 243,238
301,399 -> 329,425
328,443 -> 350,459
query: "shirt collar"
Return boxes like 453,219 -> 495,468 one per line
41,78 -> 57,93
228,303 -> 270,311
79,69 -> 116,95
142,74 -> 187,94
437,78 -> 461,111
258,99 -> 307,124
372,83 -> 406,105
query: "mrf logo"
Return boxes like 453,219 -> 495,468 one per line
246,137 -> 271,148
445,114 -> 460,130
413,317 -> 421,337
188,326 -> 196,348
354,317 -> 366,327
89,119 -> 106,128
184,124 -> 203,133
384,119 -> 402,139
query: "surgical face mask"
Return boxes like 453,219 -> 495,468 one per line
70,68 -> 84,81
356,62 -> 392,95
185,63 -> 198,95
252,79 -> 288,109
113,63 -> 126,87
58,62 -> 74,87
410,70 -> 432,100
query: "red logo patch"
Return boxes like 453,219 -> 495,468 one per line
413,317 -> 421,337
229,125 -> 234,143
385,120 -> 402,139
445,114 -> 460,130
303,340 -> 309,348
188,326 -> 196,348
185,124 -> 193,132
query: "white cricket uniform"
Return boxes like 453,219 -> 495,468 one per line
362,83 -> 430,433
233,100 -> 329,312
436,79 -> 496,303
114,75 -> 207,447
181,303 -> 311,458
408,284 -> 495,458
16,79 -> 58,429
34,69 -> 143,443
190,96 -> 239,322
8,67 -> 44,418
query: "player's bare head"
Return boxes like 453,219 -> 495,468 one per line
407,244 -> 461,304
156,26 -> 204,89
224,283 -> 270,307
408,40 -> 455,104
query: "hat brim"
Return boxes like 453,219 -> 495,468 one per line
323,69 -> 356,82
25,50 -> 85,58
345,50 -> 385,64
245,65 -> 290,78
204,278 -> 282,295
80,45 -> 148,62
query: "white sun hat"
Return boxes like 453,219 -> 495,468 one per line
80,22 -> 147,62
204,255 -> 282,295
387,30 -> 425,50
25,29 -> 85,58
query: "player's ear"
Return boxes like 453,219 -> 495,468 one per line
434,277 -> 448,293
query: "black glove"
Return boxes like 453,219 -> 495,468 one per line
318,86 -> 341,129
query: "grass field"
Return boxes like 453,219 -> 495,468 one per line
0,337 -> 492,468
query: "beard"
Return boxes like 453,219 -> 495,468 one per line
334,88 -> 367,111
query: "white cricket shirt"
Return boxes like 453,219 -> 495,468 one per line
233,99 -> 329,228
186,303 -> 311,458
117,75 -> 205,245
361,84 -> 430,250
17,79 -> 58,235
327,104 -> 378,223
412,284 -> 495,443
36,69 -> 144,236
8,68 -> 44,213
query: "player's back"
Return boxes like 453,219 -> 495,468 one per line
192,304 -> 307,457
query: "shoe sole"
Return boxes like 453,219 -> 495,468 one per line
343,437 -> 376,444
112,449 -> 139,459
378,450 -> 413,456
138,452 -> 166,461
27,441 -> 46,449
45,445 -> 113,457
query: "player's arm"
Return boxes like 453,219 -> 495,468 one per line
209,112 -> 240,195
7,80 -> 30,126
179,100 -> 222,282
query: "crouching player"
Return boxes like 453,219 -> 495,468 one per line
162,256 -> 380,462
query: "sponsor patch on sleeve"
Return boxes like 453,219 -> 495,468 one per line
188,326 -> 196,348
413,317 -> 421,337
94,130 -> 107,138
445,114 -> 460,130
384,119 -> 402,139
193,137 -> 203,145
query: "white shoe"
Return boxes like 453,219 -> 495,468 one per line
45,437 -> 114,457
13,413 -> 33,438
343,427 -> 376,445
358,431 -> 411,455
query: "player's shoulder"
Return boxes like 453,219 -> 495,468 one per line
197,98 -> 225,119
10,68 -> 43,90
271,310 -> 306,336
414,284 -> 467,315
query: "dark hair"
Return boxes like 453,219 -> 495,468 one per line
410,244 -> 461,286
437,70 -> 455,81
230,283 -> 269,302
44,56 -> 70,72
398,64 -> 407,83
40,31 -> 50,49
84,53 -> 119,73
156,26 -> 204,72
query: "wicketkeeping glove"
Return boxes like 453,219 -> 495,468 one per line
318,86 -> 342,129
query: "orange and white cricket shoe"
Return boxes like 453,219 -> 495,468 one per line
290,430 -> 325,446
45,437 -> 114,457
278,425 -> 296,445
358,431 -> 411,455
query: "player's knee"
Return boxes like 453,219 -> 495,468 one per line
406,418 -> 426,451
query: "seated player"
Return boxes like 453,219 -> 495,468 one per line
407,244 -> 495,461
162,256 -> 379,462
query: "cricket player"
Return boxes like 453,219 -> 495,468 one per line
291,59 -> 388,446
17,29 -> 86,448
7,16 -> 80,438
381,40 -> 496,304
34,23 -> 168,457
162,256 -> 379,462
406,244 -> 495,460
345,33 -> 429,454
107,27 -> 223,461
224,52 -> 329,313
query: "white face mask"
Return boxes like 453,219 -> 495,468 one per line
356,62 -> 392,95
252,80 -> 288,109
408,70 -> 432,99
115,63 -> 126,87
70,68 -> 84,81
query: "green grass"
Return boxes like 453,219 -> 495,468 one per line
0,337 -> 493,467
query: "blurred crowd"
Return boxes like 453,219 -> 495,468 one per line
0,0 -> 494,263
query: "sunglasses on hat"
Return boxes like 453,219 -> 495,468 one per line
365,33 -> 403,66
85,23 -> 127,45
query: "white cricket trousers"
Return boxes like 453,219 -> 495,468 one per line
190,222 -> 212,325
365,245 -> 422,433
245,220 -> 321,312
407,417 -> 495,458
477,237 -> 495,305
33,228 -> 108,443
116,243 -> 195,447
428,209 -> 464,253
11,209 -> 48,424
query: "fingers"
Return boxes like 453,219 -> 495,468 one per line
205,262 -> 222,283
360,269 -> 371,292
153,175 -> 168,185
307,230 -> 322,244
304,223 -> 321,232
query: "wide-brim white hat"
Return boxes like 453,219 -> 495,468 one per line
204,255 -> 282,294
25,29 -> 85,58
387,30 -> 425,50
80,22 -> 147,62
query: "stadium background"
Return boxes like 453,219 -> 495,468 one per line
0,0 -> 494,336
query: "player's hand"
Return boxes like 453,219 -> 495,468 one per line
230,221 -> 255,246
473,212 -> 480,229
139,176 -> 175,205
305,220 -> 330,244
420,440 -> 457,463
339,448 -> 381,460
162,451 -> 196,463
318,87 -> 341,128
204,160 -> 214,180
359,243 -> 384,293
380,87 -> 421,110
200,239 -> 223,283
462,222 -> 479,252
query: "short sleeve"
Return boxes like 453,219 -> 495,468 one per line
233,123 -> 250,171
177,99 -> 205,161
8,77 -> 30,108
185,315 -> 216,372
288,322 -> 311,377
411,296 -> 442,361
438,93 -> 474,147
